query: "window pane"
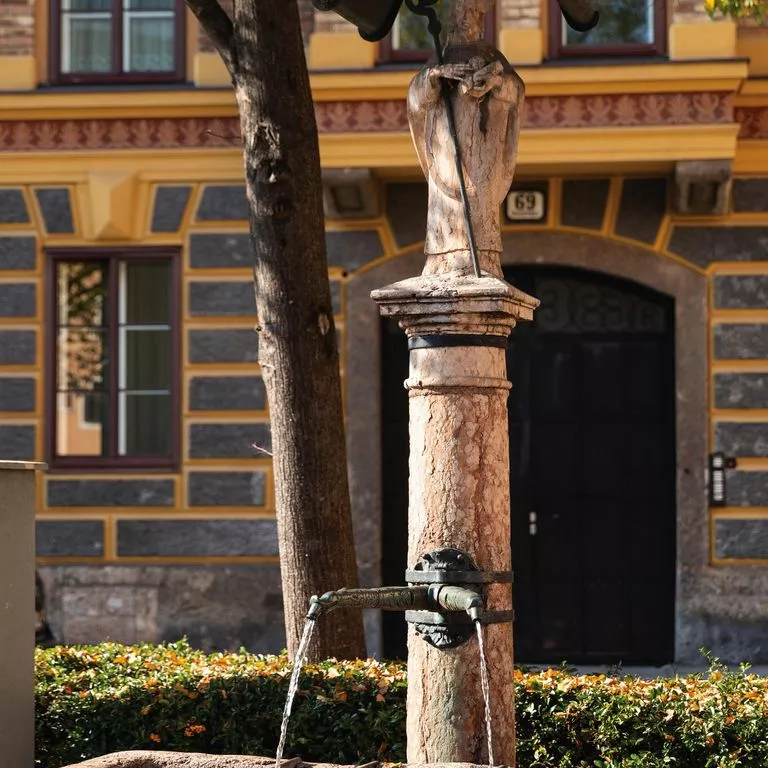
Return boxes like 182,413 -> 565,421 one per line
123,329 -> 170,389
392,1 -> 451,50
56,391 -> 109,456
125,15 -> 175,72
124,0 -> 174,10
57,262 -> 108,327
62,16 -> 112,73
63,0 -> 111,12
57,328 -> 108,391
124,261 -> 171,324
122,393 -> 171,455
564,0 -> 653,46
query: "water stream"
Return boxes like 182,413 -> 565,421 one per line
275,618 -> 316,768
475,620 -> 494,768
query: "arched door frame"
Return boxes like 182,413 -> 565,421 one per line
346,230 -> 708,659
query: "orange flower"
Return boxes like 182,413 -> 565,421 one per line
150,734 -> 161,744
184,724 -> 207,737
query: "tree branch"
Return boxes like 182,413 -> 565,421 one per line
185,0 -> 235,74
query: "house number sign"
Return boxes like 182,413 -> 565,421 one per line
506,189 -> 546,223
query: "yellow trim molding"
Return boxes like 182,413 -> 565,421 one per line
499,28 -> 543,66
669,20 -> 737,61
193,52 -> 231,88
737,30 -> 768,77
734,141 -> 768,175
308,31 -> 377,70
0,56 -> 37,91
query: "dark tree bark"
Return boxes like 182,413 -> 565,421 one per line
187,0 -> 366,661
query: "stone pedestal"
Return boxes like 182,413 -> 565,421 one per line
373,269 -> 537,766
0,460 -> 45,768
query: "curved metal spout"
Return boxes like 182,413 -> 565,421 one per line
428,584 -> 483,623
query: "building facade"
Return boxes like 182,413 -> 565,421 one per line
1,0 -> 767,663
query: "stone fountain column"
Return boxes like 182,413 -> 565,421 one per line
372,1 -> 537,765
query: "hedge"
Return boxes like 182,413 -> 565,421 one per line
35,641 -> 768,768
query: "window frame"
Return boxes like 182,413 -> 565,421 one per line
45,247 -> 181,472
49,0 -> 186,85
378,7 -> 497,64
548,0 -> 667,60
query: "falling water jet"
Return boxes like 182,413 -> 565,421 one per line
475,620 -> 494,768
275,617 -> 316,768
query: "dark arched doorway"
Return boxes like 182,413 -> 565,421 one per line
381,266 -> 676,664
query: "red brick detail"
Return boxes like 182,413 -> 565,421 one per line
735,107 -> 768,140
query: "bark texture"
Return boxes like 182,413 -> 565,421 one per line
189,0 -> 365,661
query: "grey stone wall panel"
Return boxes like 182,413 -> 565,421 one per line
47,479 -> 175,507
0,189 -> 29,224
732,179 -> 768,213
116,519 -> 278,557
187,471 -> 266,507
714,275 -> 768,309
325,230 -> 383,271
188,282 -> 255,316
726,470 -> 768,506
151,186 -> 192,233
0,237 -> 35,270
0,330 -> 35,364
714,373 -> 768,409
188,328 -> 258,363
189,376 -> 266,411
615,178 -> 667,244
36,520 -> 104,557
715,519 -> 768,559
561,179 -> 610,230
34,188 -> 74,234
715,422 -> 768,457
0,425 -> 35,459
196,186 -> 249,221
0,377 -> 35,411
189,423 -> 272,458
0,284 -> 36,317
386,183 -> 428,248
189,233 -> 252,269
669,227 -> 768,268
714,324 -> 768,359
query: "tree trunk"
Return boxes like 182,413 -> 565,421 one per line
190,0 -> 366,661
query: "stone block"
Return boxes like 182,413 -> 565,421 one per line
188,281 -> 256,316
715,422 -> 768,457
669,227 -> 768,268
151,186 -> 192,233
116,518 -> 278,557
187,471 -> 266,507
325,230 -> 383,271
188,328 -> 259,363
727,470 -> 768,506
323,169 -> 379,219
196,185 -> 249,221
732,179 -> 768,213
561,179 -> 610,230
715,519 -> 768,559
714,275 -> 768,309
189,376 -> 266,411
0,424 -> 35,459
0,237 -> 36,271
36,520 -> 104,557
189,423 -> 272,458
0,377 -> 35,411
386,182 -> 428,248
0,283 -> 35,317
674,160 -> 731,216
0,189 -> 29,224
615,178 -> 667,244
47,479 -> 175,507
34,188 -> 74,234
714,373 -> 768,409
189,233 -> 252,269
0,330 -> 35,364
714,324 -> 768,360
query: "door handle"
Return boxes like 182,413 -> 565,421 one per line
528,510 -> 537,536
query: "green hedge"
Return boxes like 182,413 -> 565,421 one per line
35,641 -> 768,768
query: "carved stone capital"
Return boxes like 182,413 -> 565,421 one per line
674,160 -> 733,216
322,168 -> 379,220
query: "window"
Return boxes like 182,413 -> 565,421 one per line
379,1 -> 495,63
51,0 -> 184,83
549,0 -> 666,58
47,249 -> 179,469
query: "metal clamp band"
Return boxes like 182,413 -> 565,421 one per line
408,334 -> 508,351
405,609 -> 515,626
405,569 -> 514,585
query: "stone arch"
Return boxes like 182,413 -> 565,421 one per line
346,230 -> 707,659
